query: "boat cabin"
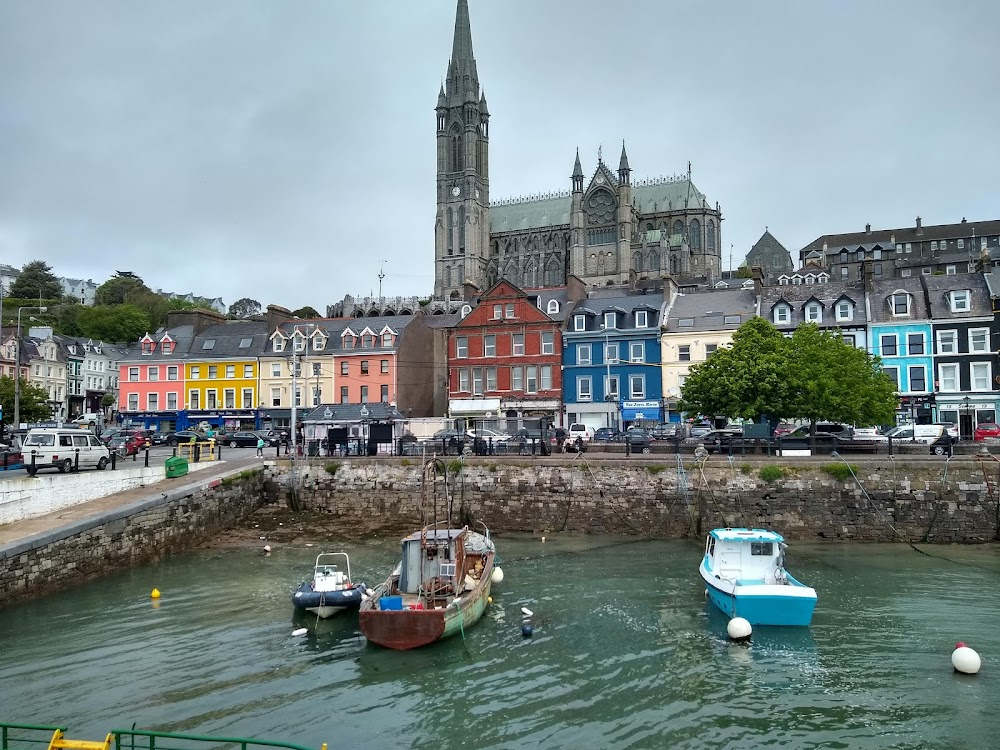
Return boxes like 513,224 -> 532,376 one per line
399,527 -> 467,600
704,528 -> 786,585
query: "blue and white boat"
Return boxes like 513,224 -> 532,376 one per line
699,528 -> 817,626
292,552 -> 366,619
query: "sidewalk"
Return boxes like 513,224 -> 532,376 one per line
0,455 -> 265,549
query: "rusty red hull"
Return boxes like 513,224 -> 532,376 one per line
359,609 -> 447,650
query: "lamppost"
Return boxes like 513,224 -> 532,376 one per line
15,306 -> 47,429
600,323 -> 615,429
962,395 -> 973,440
359,403 -> 370,456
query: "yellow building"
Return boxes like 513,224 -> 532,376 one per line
660,289 -> 757,421
184,323 -> 268,431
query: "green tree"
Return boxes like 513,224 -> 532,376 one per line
677,317 -> 791,422
785,323 -> 897,438
292,306 -> 320,319
0,375 -> 52,425
229,297 -> 262,319
95,271 -> 150,306
9,261 -> 63,300
76,304 -> 151,343
735,265 -> 753,279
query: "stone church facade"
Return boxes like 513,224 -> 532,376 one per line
434,0 -> 724,303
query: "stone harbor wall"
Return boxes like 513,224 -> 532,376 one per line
264,458 -> 1000,544
0,468 -> 265,606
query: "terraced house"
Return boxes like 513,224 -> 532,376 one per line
185,321 -> 267,431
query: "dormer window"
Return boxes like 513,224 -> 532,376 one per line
836,300 -> 854,322
292,335 -> 305,352
273,337 -> 285,352
805,302 -> 822,323
342,334 -> 354,350
891,293 -> 910,316
162,341 -> 175,355
773,304 -> 790,325
461,304 -> 472,317
141,341 -> 154,355
574,314 -> 586,332
603,312 -> 617,329
313,334 -> 326,351
635,310 -> 648,328
547,300 -> 560,315
381,331 -> 393,347
950,290 -> 970,312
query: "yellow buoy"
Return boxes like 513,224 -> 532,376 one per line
151,588 -> 161,599
487,596 -> 493,604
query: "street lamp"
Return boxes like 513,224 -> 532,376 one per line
359,404 -> 370,456
15,306 -> 47,429
600,323 -> 615,430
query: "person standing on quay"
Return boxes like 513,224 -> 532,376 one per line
256,435 -> 265,458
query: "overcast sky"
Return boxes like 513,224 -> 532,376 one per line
2,0 -> 998,312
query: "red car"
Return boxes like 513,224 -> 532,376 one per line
973,423 -> 1000,441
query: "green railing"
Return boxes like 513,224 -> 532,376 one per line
111,730 -> 322,750
1,724 -> 64,750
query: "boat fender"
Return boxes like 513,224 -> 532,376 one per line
727,617 -> 752,642
291,628 -> 308,638
521,607 -> 534,618
952,642 -> 981,674
521,623 -> 533,638
491,567 -> 504,585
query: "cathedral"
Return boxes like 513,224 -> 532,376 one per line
433,0 -> 725,302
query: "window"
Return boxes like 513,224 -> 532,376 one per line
678,318 -> 695,328
773,305 -> 789,324
840,267 -> 849,280
874,263 -> 883,278
706,343 -> 718,356
128,394 -> 138,411
578,376 -> 592,401
493,304 -> 502,319
841,334 -> 856,347
505,303 -> 515,319
971,362 -> 991,391
578,344 -> 591,365
805,303 -> 822,322
128,367 -> 139,381
604,312 -> 617,329
311,386 -> 321,406
340,361 -> 349,376
606,375 -> 619,400
147,366 -> 158,381
635,310 -> 648,328
292,337 -> 306,352
340,386 -> 349,404
750,542 -> 774,556
946,265 -> 956,275
226,365 -> 235,378
363,334 -> 375,348
206,389 -> 218,408
540,365 -> 552,390
546,300 -> 559,314
486,367 -> 497,391
901,268 -> 912,277
922,267 -> 932,275
950,291 -> 970,312
938,363 -> 959,392
957,239 -> 965,249
208,366 -> 217,379
909,366 -> 926,392
511,366 -> 523,391
630,341 -> 644,363
202,340 -> 215,350
167,392 -> 178,410
541,331 -> 554,355
574,314 -> 586,331
380,384 -> 389,402
456,336 -> 468,358
459,368 -> 470,392
360,385 -> 368,403
969,328 -> 989,353
271,387 -> 281,407
382,332 -> 392,347
381,359 -> 389,374
882,367 -> 899,388
271,363 -> 281,377
244,365 -> 253,378
342,335 -> 354,349
907,333 -> 924,355
837,301 -> 853,321
141,341 -> 153,355
461,304 -> 472,318
273,338 -> 285,352
361,361 -> 369,375
293,387 -> 301,407
484,335 -> 496,357
931,241 -> 938,252
880,334 -> 897,356
239,338 -> 252,349
679,345 -> 691,362
938,330 -> 957,354
526,366 -> 538,394
167,366 -> 178,381
605,341 -> 618,364
472,367 -> 484,396
223,389 -> 235,409
891,294 -> 909,315
629,374 -> 645,399
513,333 -> 525,356
189,390 -> 200,409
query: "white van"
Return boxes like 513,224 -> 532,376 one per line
567,423 -> 595,442
22,428 -> 111,476
885,424 -> 949,451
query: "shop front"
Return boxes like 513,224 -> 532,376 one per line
620,400 -> 664,428
935,396 -> 997,439
449,398 -> 502,432
498,397 -> 560,435
260,408 -> 292,432
184,409 -> 261,432
897,395 -> 936,427
120,411 -> 180,433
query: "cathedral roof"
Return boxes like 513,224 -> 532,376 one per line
632,178 -> 708,215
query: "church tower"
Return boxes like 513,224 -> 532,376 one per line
434,0 -> 491,301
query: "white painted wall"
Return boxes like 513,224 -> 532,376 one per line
0,463 -> 212,526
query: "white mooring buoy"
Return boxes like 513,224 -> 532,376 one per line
292,628 -> 308,638
727,617 -> 752,642
952,642 -> 981,674
491,566 -> 504,585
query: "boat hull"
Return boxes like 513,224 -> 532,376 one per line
700,563 -> 816,626
292,582 -> 365,618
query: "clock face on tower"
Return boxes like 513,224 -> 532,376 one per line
451,186 -> 462,197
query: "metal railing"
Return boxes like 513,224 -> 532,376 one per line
1,724 -> 63,750
0,724 -> 324,750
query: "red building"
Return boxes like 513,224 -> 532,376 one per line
448,281 -> 564,431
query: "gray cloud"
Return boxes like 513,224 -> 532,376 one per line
2,0 -> 997,311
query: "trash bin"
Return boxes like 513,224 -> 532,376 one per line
308,440 -> 320,457
164,455 -> 189,478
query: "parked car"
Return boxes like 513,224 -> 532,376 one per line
22,428 -> 111,474
933,422 -> 960,441
624,427 -> 653,453
702,427 -> 744,451
567,423 -> 595,442
107,435 -> 141,457
219,431 -> 267,448
648,424 -> 679,440
973,423 -> 1000,441
252,431 -> 283,447
466,427 -> 512,442
162,430 -> 206,446
72,412 -> 103,427
773,423 -> 796,437
594,427 -> 621,442
689,422 -> 714,439
850,427 -> 888,442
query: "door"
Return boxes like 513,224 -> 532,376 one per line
72,434 -> 93,467
960,414 -> 974,440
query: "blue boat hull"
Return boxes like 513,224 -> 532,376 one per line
292,582 -> 366,617
705,579 -> 816,626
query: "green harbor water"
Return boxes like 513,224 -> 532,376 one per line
0,536 -> 997,749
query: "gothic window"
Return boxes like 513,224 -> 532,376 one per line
476,138 -> 483,174
525,262 -> 538,288
648,249 -> 660,272
503,263 -> 518,285
545,259 -> 560,286
447,207 -> 454,254
450,126 -> 462,172
690,219 -> 702,250
707,220 -> 716,250
585,188 -> 616,225
670,255 -> 679,274
672,220 -> 683,243
486,262 -> 498,287
632,251 -> 643,273
444,265 -> 452,288
458,206 -> 466,252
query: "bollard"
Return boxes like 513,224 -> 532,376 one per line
132,447 -> 137,461
144,448 -> 149,468
172,446 -> 177,458
31,450 -> 36,472
111,450 -> 116,470
217,444 -> 221,461
74,448 -> 80,472
276,442 -> 280,458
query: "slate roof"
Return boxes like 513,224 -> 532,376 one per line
745,230 -> 794,275
568,291 -> 664,332
867,276 -> 931,323
662,289 -> 757,332
300,402 -> 405,423
982,270 -> 1000,297
802,219 -> 1000,257
526,286 -> 570,322
267,316 -> 416,357
922,272 -> 993,319
192,321 -> 270,358
759,280 -> 869,327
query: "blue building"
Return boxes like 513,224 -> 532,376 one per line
563,290 -> 663,429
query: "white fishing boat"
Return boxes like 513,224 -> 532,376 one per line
292,552 -> 366,619
699,528 -> 817,626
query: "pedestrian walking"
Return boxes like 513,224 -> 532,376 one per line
256,435 -> 265,458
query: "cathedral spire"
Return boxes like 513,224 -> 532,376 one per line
446,0 -> 478,98
618,141 -> 631,185
451,0 -> 475,66
572,148 -> 584,192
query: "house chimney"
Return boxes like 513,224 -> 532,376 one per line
265,304 -> 294,333
165,308 -> 226,336
961,217 -> 967,224
915,216 -> 923,235
566,273 -> 587,304
462,280 -> 480,302
865,223 -> 871,234
751,265 -> 765,297
862,259 -> 874,295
